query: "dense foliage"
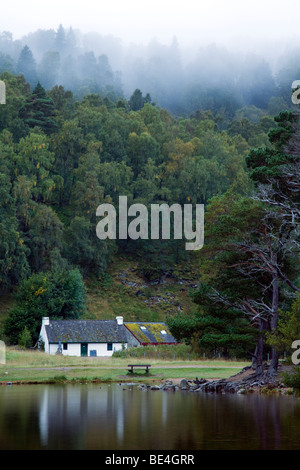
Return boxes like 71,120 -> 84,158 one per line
0,72 -> 265,300
4,268 -> 86,345
0,26 -> 299,362
175,112 -> 300,374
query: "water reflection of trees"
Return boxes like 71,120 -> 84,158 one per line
0,385 -> 299,449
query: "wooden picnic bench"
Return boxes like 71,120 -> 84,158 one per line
128,364 -> 151,373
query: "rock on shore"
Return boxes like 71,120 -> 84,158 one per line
137,365 -> 290,394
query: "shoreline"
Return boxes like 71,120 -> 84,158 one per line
0,355 -> 250,386
0,351 -> 296,395
0,366 -> 295,396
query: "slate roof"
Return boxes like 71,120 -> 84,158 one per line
45,320 -> 128,344
124,322 -> 176,345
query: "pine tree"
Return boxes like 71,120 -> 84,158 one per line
17,45 -> 38,89
54,24 -> 67,58
129,89 -> 151,111
19,82 -> 58,134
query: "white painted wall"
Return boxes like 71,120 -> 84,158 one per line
48,342 -> 126,357
39,317 -> 50,353
49,343 -> 80,356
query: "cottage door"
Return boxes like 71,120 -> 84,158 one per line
81,343 -> 88,357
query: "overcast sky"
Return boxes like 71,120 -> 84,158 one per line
1,0 -> 300,47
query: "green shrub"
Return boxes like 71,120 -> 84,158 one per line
53,375 -> 67,382
282,368 -> 300,391
18,326 -> 32,349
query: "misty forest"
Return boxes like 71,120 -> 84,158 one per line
0,25 -> 300,379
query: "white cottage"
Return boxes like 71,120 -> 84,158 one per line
39,316 -> 127,357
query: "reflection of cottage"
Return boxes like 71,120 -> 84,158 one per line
124,322 -> 177,347
39,316 -> 177,357
39,316 -> 127,357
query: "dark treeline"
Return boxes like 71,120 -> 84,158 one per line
0,25 -> 297,117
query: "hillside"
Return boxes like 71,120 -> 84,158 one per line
84,255 -> 200,322
0,254 -> 200,335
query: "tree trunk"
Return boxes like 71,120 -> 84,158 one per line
267,261 -> 280,377
253,319 -> 264,375
250,319 -> 264,374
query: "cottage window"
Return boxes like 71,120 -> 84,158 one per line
107,343 -> 113,351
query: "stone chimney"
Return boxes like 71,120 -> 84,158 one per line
42,317 -> 50,326
116,316 -> 123,325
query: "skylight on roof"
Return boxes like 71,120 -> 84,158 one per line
140,326 -> 147,330
161,330 -> 167,334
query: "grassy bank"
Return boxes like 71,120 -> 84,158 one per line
0,348 -> 250,385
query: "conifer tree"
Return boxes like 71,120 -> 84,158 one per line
19,82 -> 58,134
17,45 -> 38,89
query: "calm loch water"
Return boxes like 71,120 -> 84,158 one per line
0,383 -> 300,450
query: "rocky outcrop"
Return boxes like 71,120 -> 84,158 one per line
137,379 -> 193,392
136,365 -> 289,394
194,369 -> 288,394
